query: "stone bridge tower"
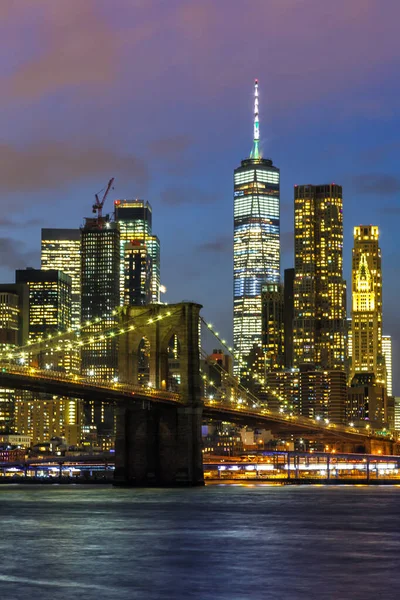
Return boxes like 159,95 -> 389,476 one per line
114,302 -> 204,486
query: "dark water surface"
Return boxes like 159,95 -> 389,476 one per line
0,484 -> 399,600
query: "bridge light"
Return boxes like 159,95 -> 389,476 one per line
349,422 -> 354,427
316,416 -> 321,421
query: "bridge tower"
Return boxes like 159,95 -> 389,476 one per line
114,302 -> 204,486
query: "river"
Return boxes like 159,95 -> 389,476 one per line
0,484 -> 399,600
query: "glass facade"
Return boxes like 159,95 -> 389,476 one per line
293,184 -> 346,370
233,159 -> 280,374
114,200 -> 160,304
123,241 -> 152,306
15,269 -> 73,372
41,229 -> 81,330
81,217 -> 120,381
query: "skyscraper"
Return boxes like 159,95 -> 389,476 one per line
80,216 -> 120,381
41,229 -> 81,330
15,268 -> 72,349
261,282 -> 284,372
382,335 -> 392,396
233,80 -> 280,374
114,200 -> 160,304
293,184 -> 346,370
351,226 -> 384,384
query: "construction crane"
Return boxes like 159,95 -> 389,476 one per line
92,177 -> 115,223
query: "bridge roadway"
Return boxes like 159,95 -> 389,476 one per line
0,364 -> 389,445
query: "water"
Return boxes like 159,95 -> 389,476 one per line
0,484 -> 399,600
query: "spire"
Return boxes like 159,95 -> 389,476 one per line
250,79 -> 260,160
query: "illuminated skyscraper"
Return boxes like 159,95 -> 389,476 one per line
41,229 -> 81,329
114,200 -> 160,304
15,269 -> 71,345
293,184 -> 346,370
382,335 -> 392,396
234,80 -> 280,374
81,217 -> 120,381
351,226 -> 384,384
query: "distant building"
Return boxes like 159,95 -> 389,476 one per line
114,200 -> 160,304
293,184 -> 346,370
283,268 -> 295,368
261,282 -> 284,372
80,215 -> 120,434
351,226 -> 384,385
41,228 -> 81,329
15,269 -> 73,371
382,335 -> 392,396
347,373 -> 386,430
123,240 -> 152,306
0,283 -> 29,348
80,217 -> 120,381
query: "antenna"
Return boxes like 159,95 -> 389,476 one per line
250,79 -> 260,160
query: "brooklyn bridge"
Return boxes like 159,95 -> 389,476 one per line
0,302 -> 395,486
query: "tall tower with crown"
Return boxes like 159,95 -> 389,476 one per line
233,79 -> 280,376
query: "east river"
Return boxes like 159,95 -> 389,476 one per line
0,484 -> 399,600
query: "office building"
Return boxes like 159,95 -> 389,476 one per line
81,216 -> 120,381
41,229 -> 81,329
351,226 -> 384,384
293,184 -> 346,370
15,269 -> 73,371
261,282 -> 284,372
382,334 -> 392,396
347,373 -> 386,430
123,241 -> 152,306
234,79 -> 280,374
0,283 -> 29,348
283,268 -> 295,368
114,200 -> 160,304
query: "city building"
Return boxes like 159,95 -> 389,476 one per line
382,334 -> 392,396
351,226 -> 384,385
41,229 -> 81,329
347,373 -> 386,430
261,282 -> 284,372
283,268 -> 295,368
233,80 -> 280,374
114,200 -> 160,304
80,216 -> 120,381
81,215 -> 120,434
293,184 -> 346,370
123,240 -> 152,305
0,283 -> 29,348
15,268 -> 73,371
394,397 -> 400,433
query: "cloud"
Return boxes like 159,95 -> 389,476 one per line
351,174 -> 400,195
0,238 -> 40,270
197,236 -> 231,254
148,135 -> 192,159
0,140 -> 148,194
160,186 -> 217,207
0,218 -> 41,228
2,1 -> 121,101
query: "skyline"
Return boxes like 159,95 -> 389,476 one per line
0,1 -> 399,390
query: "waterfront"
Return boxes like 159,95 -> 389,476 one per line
0,485 -> 399,600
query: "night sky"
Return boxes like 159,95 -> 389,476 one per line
1,1 -> 400,391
